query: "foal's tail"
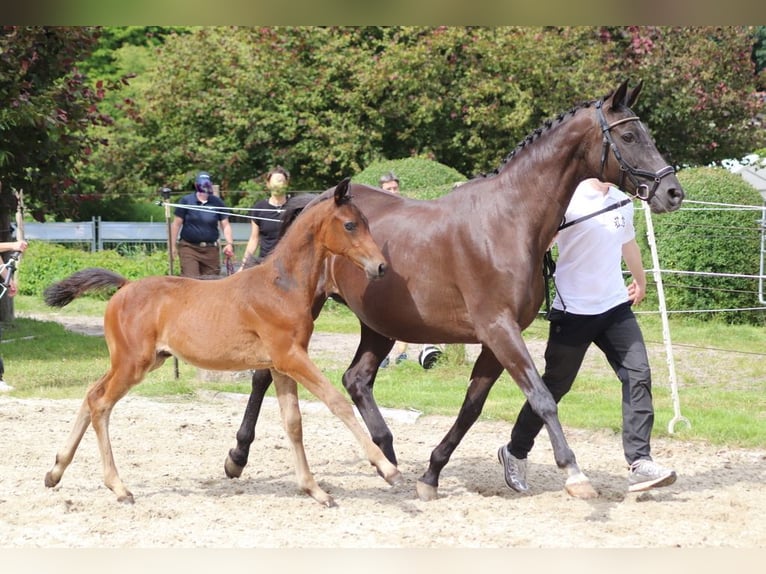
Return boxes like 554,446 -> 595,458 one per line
43,268 -> 128,308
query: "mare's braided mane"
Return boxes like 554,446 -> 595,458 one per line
475,98 -> 599,180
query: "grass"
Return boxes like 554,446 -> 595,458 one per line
6,295 -> 766,449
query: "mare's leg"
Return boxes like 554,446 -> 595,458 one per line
279,352 -> 402,487
486,320 -> 595,499
341,324 -> 397,464
271,371 -> 335,507
416,348 -> 503,501
225,368 -> 273,478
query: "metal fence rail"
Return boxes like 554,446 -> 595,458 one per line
23,218 -> 252,251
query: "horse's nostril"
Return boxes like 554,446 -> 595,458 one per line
378,263 -> 386,277
672,188 -> 685,203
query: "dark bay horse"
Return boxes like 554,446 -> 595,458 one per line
226,79 -> 684,501
42,180 -> 400,506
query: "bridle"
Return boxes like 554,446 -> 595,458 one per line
595,99 -> 676,202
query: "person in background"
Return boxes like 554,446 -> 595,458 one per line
239,166 -> 291,270
0,239 -> 29,392
170,172 -> 234,278
497,177 -> 677,494
377,171 -> 442,370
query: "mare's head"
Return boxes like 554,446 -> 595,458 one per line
280,178 -> 386,281
590,79 -> 684,213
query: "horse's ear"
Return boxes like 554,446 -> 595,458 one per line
334,177 -> 351,205
608,79 -> 629,110
626,79 -> 643,108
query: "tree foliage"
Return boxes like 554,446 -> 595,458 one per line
86,26 -> 763,201
0,26 -> 111,225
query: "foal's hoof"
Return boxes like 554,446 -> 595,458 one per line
44,471 -> 60,488
224,454 -> 244,479
416,480 -> 438,502
564,474 -> 599,499
117,492 -> 135,504
385,468 -> 404,487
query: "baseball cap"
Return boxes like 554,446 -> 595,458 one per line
195,172 -> 213,193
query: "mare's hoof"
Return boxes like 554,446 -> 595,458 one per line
224,454 -> 244,479
564,475 -> 599,499
415,479 -> 438,502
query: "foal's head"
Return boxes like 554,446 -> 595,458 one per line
282,178 -> 386,281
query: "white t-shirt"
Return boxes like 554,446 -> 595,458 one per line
552,180 -> 635,315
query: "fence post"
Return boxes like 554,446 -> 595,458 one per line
643,202 -> 690,434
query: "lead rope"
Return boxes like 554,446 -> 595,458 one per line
542,249 -> 559,319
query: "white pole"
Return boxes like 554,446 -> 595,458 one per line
759,200 -> 766,305
643,202 -> 690,434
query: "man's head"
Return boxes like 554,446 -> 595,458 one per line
379,171 -> 400,194
195,172 -> 214,195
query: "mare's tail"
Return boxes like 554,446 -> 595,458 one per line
43,268 -> 128,308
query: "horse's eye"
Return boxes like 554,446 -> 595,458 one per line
344,222 -> 356,231
621,132 -> 636,143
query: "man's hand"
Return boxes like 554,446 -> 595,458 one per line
627,280 -> 645,305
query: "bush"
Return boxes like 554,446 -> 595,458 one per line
635,166 -> 766,325
353,156 -> 466,200
18,242 -> 170,298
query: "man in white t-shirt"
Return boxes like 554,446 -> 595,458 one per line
498,178 -> 677,494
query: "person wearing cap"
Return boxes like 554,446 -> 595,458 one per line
170,171 -> 235,278
376,171 -> 443,370
239,166 -> 291,270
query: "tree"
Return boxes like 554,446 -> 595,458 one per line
88,26 -> 765,197
0,26 -> 111,320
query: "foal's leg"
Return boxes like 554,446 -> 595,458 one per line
341,325 -> 397,464
45,362 -> 148,503
225,368 -> 273,478
272,371 -> 336,507
281,353 -> 402,487
44,394 -> 94,490
416,348 -> 504,501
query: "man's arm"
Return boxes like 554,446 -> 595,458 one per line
622,239 -> 646,305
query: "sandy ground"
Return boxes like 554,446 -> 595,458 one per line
1,314 -> 765,549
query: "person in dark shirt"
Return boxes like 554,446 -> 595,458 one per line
170,171 -> 234,278
239,166 -> 290,270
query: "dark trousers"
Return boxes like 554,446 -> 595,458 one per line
178,241 -> 221,278
509,301 -> 654,465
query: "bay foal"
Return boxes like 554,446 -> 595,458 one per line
43,179 -> 399,506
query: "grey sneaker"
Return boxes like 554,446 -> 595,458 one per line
628,459 -> 677,492
497,445 -> 529,492
0,379 -> 13,392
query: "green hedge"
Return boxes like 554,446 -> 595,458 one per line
17,243 -> 170,298
635,166 -> 766,325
